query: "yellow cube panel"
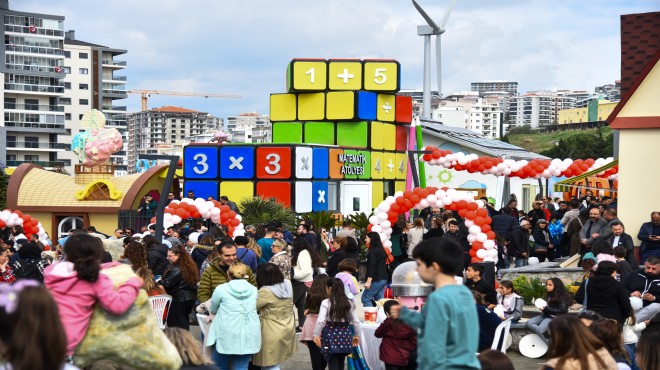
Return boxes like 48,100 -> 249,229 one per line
372,181 -> 384,209
383,152 -> 396,180
395,181 -> 406,193
298,93 -> 326,121
370,121 -> 384,150
371,151 -> 383,180
270,94 -> 297,121
377,94 -> 396,122
291,61 -> 327,91
326,91 -> 355,120
328,60 -> 363,90
220,181 -> 254,204
395,152 -> 408,180
364,61 -> 399,91
382,123 -> 396,150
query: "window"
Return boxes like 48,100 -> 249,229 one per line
62,66 -> 71,74
59,98 -> 71,105
25,136 -> 39,148
6,136 -> 16,147
65,113 -> 71,120
79,52 -> 88,59
79,99 -> 88,105
79,114 -> 84,120
64,82 -> 71,89
24,155 -> 39,161
79,68 -> 88,75
79,83 -> 88,90
7,155 -> 16,161
25,99 -> 39,110
64,51 -> 71,58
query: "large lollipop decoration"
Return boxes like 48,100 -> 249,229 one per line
71,109 -> 123,166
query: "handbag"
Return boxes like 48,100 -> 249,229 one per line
347,346 -> 370,370
579,279 -> 589,313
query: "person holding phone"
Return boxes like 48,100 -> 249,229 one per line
637,212 -> 660,263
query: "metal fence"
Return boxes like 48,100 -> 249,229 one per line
117,210 -> 215,234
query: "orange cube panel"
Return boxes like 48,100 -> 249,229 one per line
395,95 -> 413,124
256,147 -> 292,179
256,182 -> 292,207
328,148 -> 345,179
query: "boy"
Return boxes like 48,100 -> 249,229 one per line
614,246 -> 634,277
393,239 -> 480,369
374,300 -> 417,370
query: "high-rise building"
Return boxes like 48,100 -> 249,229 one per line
60,30 -> 128,175
595,81 -> 621,102
432,95 -> 503,138
509,91 -> 575,128
127,106 -> 221,173
225,112 -> 271,143
1,1 -> 67,170
470,80 -> 518,95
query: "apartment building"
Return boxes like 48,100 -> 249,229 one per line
60,30 -> 128,175
470,80 -> 518,95
432,95 -> 503,138
509,91 -> 575,128
0,1 -> 67,170
225,112 -> 271,143
127,106 -> 221,173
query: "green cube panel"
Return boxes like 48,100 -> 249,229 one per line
336,121 -> 368,148
272,122 -> 302,144
341,149 -> 370,180
357,150 -> 371,179
304,121 -> 335,145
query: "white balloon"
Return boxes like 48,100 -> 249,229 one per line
381,220 -> 391,228
377,212 -> 388,221
528,257 -> 540,265
0,210 -> 10,221
483,240 -> 496,249
15,218 -> 23,225
427,194 -> 437,203
235,214 -> 242,221
211,208 -> 221,216
443,197 -> 453,205
475,200 -> 485,208
476,249 -> 488,259
172,215 -> 182,224
372,225 -> 382,233
205,201 -> 215,209
487,249 -> 498,258
464,219 -> 475,227
383,240 -> 392,249
235,223 -> 244,231
467,234 -> 477,243
233,229 -> 245,237
435,200 -> 444,208
369,215 -> 378,224
379,203 -> 390,212
483,257 -> 497,262
476,233 -> 487,243
469,225 -> 482,235
181,198 -> 194,204
419,199 -> 430,209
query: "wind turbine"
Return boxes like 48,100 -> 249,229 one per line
412,0 -> 457,119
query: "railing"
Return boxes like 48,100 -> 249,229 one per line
4,122 -> 65,130
102,89 -> 127,95
105,120 -> 127,127
102,105 -> 127,111
118,210 -> 213,235
5,44 -> 64,56
6,160 -> 70,167
4,83 -> 64,94
4,25 -> 64,37
4,63 -> 64,74
74,163 -> 115,174
102,60 -> 127,66
102,75 -> 127,81
6,141 -> 68,149
4,103 -> 64,112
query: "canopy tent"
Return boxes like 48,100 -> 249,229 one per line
553,160 -> 619,193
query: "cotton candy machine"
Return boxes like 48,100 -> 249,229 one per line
391,261 -> 433,311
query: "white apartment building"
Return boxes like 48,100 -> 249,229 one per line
509,91 -> 576,128
1,1 -> 67,171
470,80 -> 518,95
127,106 -> 221,173
225,112 -> 271,143
432,95 -> 503,138
60,30 -> 128,175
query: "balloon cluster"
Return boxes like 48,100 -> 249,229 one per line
0,209 -> 46,241
368,187 -> 497,263
153,198 -> 244,237
420,147 -> 618,180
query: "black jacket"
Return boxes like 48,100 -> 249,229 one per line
532,227 -> 551,251
509,226 -> 529,258
147,244 -> 170,277
366,246 -> 388,281
608,233 -> 637,268
622,271 -> 660,307
326,249 -> 348,277
465,278 -> 498,306
540,295 -> 571,318
575,275 -> 632,325
160,264 -> 198,302
491,214 -> 518,241
423,227 -> 444,240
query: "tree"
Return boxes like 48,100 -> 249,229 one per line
540,130 -> 613,159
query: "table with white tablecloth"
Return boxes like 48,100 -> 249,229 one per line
359,322 -> 385,370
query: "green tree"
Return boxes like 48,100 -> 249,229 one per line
540,130 -> 613,159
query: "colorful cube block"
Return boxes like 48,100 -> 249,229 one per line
363,60 -> 400,92
371,181 -> 384,209
370,121 -> 384,150
256,147 -> 292,179
329,149 -> 345,179
183,146 -> 219,179
383,152 -> 396,179
183,180 -> 218,201
219,181 -> 254,204
312,148 -> 329,179
312,182 -> 329,211
371,151 -> 383,180
328,60 -> 363,90
295,182 -> 313,213
395,152 -> 408,180
395,95 -> 413,123
377,94 -> 396,122
396,125 -> 408,151
395,181 -> 406,193
272,122 -> 303,144
356,91 -> 377,120
382,123 -> 396,150
287,59 -> 328,92
295,147 -> 313,179
270,94 -> 297,121
303,121 -> 335,145
256,182 -> 291,207
220,147 -> 254,179
326,91 -> 355,120
336,121 -> 368,148
298,93 -> 325,121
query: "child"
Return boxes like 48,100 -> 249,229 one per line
44,233 -> 142,357
395,239 -> 480,369
473,291 -> 502,352
623,312 -> 649,370
335,259 -> 360,300
300,274 -> 330,370
496,280 -> 523,322
614,246 -> 634,277
374,300 -> 417,370
313,278 -> 361,370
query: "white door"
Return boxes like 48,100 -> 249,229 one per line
340,182 -> 372,216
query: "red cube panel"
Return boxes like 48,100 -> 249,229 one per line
256,181 -> 291,207
256,147 -> 292,179
396,125 -> 409,152
395,95 -> 413,124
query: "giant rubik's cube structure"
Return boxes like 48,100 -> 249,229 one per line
182,58 -> 413,213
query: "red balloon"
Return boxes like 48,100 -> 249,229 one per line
22,214 -> 32,223
423,154 -> 432,161
220,212 -> 229,220
0,220 -> 5,228
403,190 -> 414,199
466,211 -> 477,220
485,216 -> 492,225
458,209 -> 468,217
367,224 -> 373,232
390,204 -> 400,212
228,225 -> 235,235
474,217 -> 486,226
469,249 -> 477,257
230,219 -> 240,226
165,207 -> 174,214
396,197 -> 406,206
13,210 -> 23,218
486,231 -> 497,239
190,210 -> 201,219
175,208 -> 187,217
228,211 -> 237,219
472,241 -> 484,249
410,195 -> 420,204
387,211 -> 398,220
404,199 -> 413,209
481,225 -> 492,233
150,217 -> 156,224
220,205 -> 230,213
476,208 -> 488,218
419,189 -> 429,198
457,200 -> 468,209
212,200 -> 223,208
468,202 -> 478,211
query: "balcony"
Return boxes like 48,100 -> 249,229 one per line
6,160 -> 70,168
4,83 -> 64,94
102,75 -> 127,82
102,88 -> 128,96
105,119 -> 127,127
5,63 -> 65,75
4,103 -> 64,112
4,25 -> 64,38
102,60 -> 127,68
4,121 -> 65,131
6,141 -> 68,150
102,105 -> 127,111
5,44 -> 65,57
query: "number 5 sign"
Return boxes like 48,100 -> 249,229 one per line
363,60 -> 400,92
183,146 -> 219,179
256,147 -> 292,179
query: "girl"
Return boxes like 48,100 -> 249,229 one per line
542,315 -> 617,370
157,244 -> 199,330
300,274 -> 330,370
623,312 -> 649,370
335,259 -> 360,301
134,266 -> 165,296
313,278 -> 361,370
119,241 -> 147,268
292,237 -> 324,330
253,263 -> 297,370
407,218 -> 426,258
163,327 -> 217,370
525,277 -> 572,342
589,319 -> 632,368
575,261 -> 632,326
206,262 -> 260,370
0,246 -> 15,284
0,281 -> 79,370
496,280 -> 523,322
44,233 -> 142,357
361,232 -> 389,308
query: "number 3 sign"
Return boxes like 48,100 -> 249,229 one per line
183,146 -> 219,179
256,147 -> 291,179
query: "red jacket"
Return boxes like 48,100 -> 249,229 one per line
374,317 -> 417,366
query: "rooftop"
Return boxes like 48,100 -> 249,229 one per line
152,106 -> 201,113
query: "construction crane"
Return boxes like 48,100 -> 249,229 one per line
127,89 -> 242,111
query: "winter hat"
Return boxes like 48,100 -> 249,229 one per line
582,252 -> 597,263
188,232 -> 200,244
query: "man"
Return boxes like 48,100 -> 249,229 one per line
335,220 -> 356,239
600,196 -> 612,209
638,211 -> 660,263
509,220 -> 531,267
197,241 -> 257,303
500,199 -> 518,218
297,223 -> 317,249
108,228 -> 124,240
124,228 -> 134,237
556,201 -> 568,218
219,195 -> 239,213
464,263 -> 497,308
598,208 -> 622,241
622,255 -> 660,322
608,221 -> 636,268
244,225 -> 256,238
561,199 -> 581,230
579,207 -> 608,252
137,194 -> 157,220
491,207 -> 518,241
166,192 -> 179,204
256,226 -> 277,264
187,190 -> 195,199
441,220 -> 468,268
527,201 -> 547,227
86,226 -> 108,239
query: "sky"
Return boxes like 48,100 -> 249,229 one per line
19,0 -> 659,120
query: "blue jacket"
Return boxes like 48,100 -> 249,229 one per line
637,221 -> 660,256
206,279 -> 261,355
237,247 -> 258,272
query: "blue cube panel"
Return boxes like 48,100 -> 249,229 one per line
220,147 -> 255,179
312,147 -> 329,179
183,146 -> 219,179
356,91 -> 377,120
183,181 -> 219,200
312,182 -> 329,212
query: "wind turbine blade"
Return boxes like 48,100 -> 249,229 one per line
412,0 -> 440,32
435,35 -> 442,98
441,0 -> 457,28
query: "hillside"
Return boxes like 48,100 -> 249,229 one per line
504,127 -> 613,156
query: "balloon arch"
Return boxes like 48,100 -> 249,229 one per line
153,198 -> 245,237
368,187 -> 497,264
0,209 -> 47,241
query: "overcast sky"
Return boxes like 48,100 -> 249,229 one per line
19,0 -> 658,120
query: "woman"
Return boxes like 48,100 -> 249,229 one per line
245,236 -> 263,264
532,219 -> 552,262
525,277 -> 572,342
206,262 -> 260,370
575,261 -> 632,326
191,235 -> 216,272
407,218 -> 426,258
541,315 -> 618,370
292,238 -> 324,330
318,228 -> 331,268
326,237 -> 348,277
269,239 -> 291,280
635,331 -> 660,370
0,246 -> 15,284
120,241 -> 148,268
164,327 -> 218,370
253,263 -> 297,369
390,215 -> 408,267
135,266 -> 165,296
157,244 -> 199,330
143,235 -> 169,277
361,232 -> 389,308
589,319 -> 632,368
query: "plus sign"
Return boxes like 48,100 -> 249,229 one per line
387,159 -> 394,173
337,69 -> 355,84
382,102 -> 392,114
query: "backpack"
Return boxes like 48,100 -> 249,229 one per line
12,258 -> 48,282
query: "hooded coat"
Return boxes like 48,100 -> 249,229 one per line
206,278 -> 261,355
197,258 -> 257,303
575,275 -> 632,325
253,280 -> 298,366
